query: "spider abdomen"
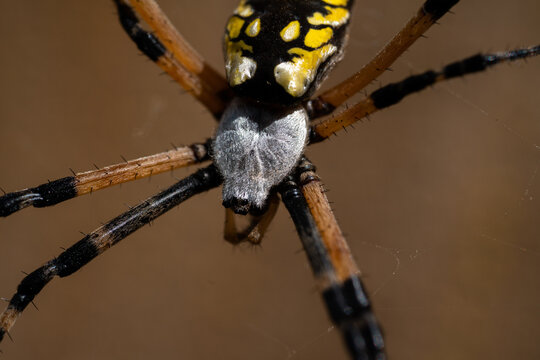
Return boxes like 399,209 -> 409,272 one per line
224,0 -> 354,104
213,98 -> 308,214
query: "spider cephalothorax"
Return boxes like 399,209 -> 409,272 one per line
214,98 -> 308,214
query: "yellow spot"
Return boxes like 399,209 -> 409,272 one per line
304,27 -> 333,48
322,0 -> 348,6
245,18 -> 261,37
227,17 -> 245,39
280,21 -> 300,42
225,39 -> 256,86
234,0 -> 254,17
225,38 -> 253,54
274,44 -> 337,97
308,6 -> 349,27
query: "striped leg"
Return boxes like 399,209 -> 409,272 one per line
310,46 -> 540,142
0,140 -> 211,217
113,0 -> 231,118
0,165 -> 222,343
279,161 -> 385,360
306,0 -> 460,118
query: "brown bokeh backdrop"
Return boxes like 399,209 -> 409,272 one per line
1,1 -> 539,359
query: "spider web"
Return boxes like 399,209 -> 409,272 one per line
0,1 -> 538,360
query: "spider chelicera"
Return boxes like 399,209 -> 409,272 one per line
1,1 -> 539,359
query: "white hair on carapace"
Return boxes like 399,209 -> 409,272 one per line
213,97 -> 308,214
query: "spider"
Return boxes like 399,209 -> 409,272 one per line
1,0 -> 539,359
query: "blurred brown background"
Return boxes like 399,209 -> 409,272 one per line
0,1 -> 539,359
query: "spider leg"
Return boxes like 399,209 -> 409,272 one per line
310,45 -> 540,141
306,0 -> 459,118
223,193 -> 279,245
279,161 -> 385,360
127,0 -> 226,91
297,158 -> 360,282
113,0 -> 231,118
0,140 -> 211,217
0,164 -> 221,344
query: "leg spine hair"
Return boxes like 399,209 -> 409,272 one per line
114,0 -> 166,61
307,0 -> 460,118
0,140 -> 212,217
370,46 -> 540,109
297,158 -> 365,282
310,46 -> 540,142
279,166 -> 385,360
0,165 -> 222,342
0,177 -> 77,217
113,0 -> 228,118
127,0 -> 228,92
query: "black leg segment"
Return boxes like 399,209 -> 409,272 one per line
423,0 -> 460,20
0,140 -> 212,217
113,0 -> 167,62
279,173 -> 385,360
0,177 -> 77,217
0,165 -> 222,343
310,45 -> 540,142
371,46 -> 540,109
279,176 -> 335,280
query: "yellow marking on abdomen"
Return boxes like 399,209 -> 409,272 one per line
245,18 -> 261,37
227,16 -> 245,39
280,21 -> 301,42
274,44 -> 337,97
234,0 -> 254,17
304,27 -> 333,48
308,6 -> 349,26
225,39 -> 256,86
322,0 -> 348,6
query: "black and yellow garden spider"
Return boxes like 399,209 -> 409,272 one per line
1,1 -> 539,359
